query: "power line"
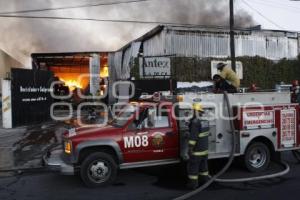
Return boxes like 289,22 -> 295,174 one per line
241,0 -> 285,29
0,14 -> 200,26
0,14 -> 263,31
0,0 -> 155,15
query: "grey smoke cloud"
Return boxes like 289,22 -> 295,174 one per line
0,0 -> 255,66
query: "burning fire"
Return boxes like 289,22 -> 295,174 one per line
100,66 -> 109,78
60,78 -> 83,90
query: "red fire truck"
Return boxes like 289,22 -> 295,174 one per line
44,91 -> 300,187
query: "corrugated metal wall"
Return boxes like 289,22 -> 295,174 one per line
143,31 -> 166,56
143,26 -> 299,60
108,42 -> 141,103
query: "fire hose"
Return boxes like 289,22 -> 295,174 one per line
174,91 -> 291,200
292,150 -> 300,162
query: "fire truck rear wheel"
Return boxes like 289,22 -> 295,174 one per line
244,142 -> 270,173
80,152 -> 118,187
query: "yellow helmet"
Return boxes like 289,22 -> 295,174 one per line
192,103 -> 204,112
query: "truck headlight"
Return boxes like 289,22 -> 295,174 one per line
64,141 -> 72,154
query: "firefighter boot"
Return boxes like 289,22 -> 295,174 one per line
199,172 -> 210,186
186,179 -> 198,190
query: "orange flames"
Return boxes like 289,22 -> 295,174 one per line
100,66 -> 109,78
54,67 -> 109,91
50,53 -> 109,91
59,78 -> 84,90
54,72 -> 89,91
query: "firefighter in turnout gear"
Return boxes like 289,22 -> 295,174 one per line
217,62 -> 240,90
186,103 -> 210,190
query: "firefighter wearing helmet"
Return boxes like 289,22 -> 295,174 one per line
186,103 -> 210,189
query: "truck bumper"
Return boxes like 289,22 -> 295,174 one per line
43,149 -> 75,175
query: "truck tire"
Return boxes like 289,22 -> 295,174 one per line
244,142 -> 270,172
80,152 -> 118,187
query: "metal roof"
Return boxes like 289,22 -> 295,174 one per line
135,25 -> 300,60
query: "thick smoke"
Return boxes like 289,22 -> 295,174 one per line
0,0 -> 255,66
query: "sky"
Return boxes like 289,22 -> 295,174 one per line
0,0 -> 299,66
237,0 -> 300,31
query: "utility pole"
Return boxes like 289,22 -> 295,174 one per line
230,0 -> 236,72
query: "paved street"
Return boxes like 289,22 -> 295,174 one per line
0,152 -> 300,200
1,122 -> 300,200
0,122 -> 66,171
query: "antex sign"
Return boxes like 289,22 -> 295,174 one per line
243,110 -> 275,129
139,57 -> 171,78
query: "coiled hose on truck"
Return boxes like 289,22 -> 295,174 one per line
174,91 -> 290,200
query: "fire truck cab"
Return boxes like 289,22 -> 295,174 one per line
44,91 -> 300,187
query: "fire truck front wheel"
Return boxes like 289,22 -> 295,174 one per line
80,152 -> 118,187
244,142 -> 270,173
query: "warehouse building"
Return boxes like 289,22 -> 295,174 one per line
109,24 -> 300,80
107,25 -> 300,102
3,25 -> 300,103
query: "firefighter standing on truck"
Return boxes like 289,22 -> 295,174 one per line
217,62 -> 240,91
187,103 -> 210,189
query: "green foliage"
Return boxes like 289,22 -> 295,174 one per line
131,55 -> 300,89
238,56 -> 274,88
240,56 -> 300,88
171,57 -> 214,81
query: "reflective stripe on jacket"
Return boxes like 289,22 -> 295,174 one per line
192,150 -> 208,156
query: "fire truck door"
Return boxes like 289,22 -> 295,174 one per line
141,107 -> 178,160
123,107 -> 178,162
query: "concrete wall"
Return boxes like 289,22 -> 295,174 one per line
0,50 -> 24,93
